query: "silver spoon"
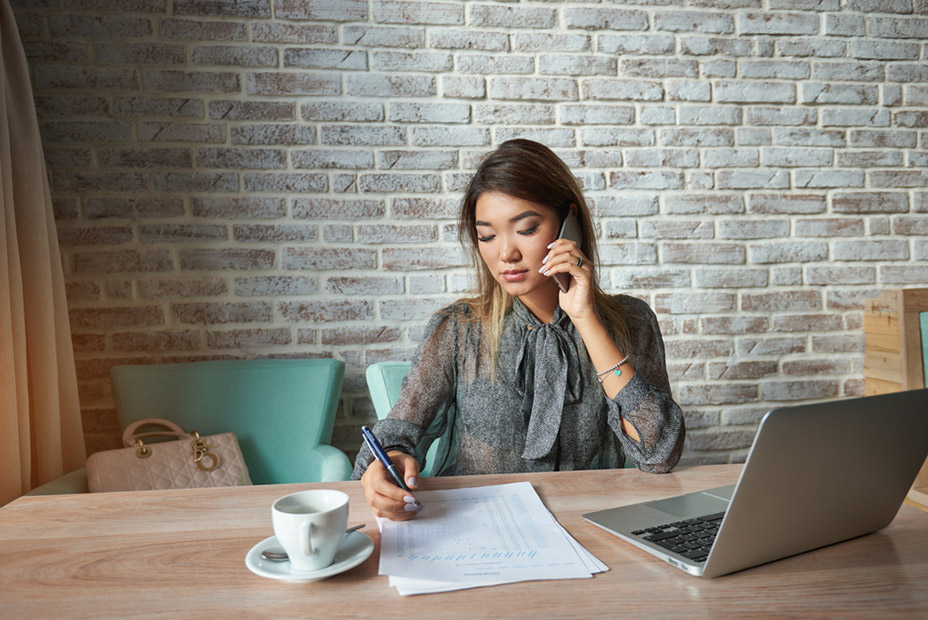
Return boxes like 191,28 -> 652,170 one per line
261,524 -> 366,562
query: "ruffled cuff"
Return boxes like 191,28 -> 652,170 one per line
350,417 -> 424,480
605,372 -> 684,474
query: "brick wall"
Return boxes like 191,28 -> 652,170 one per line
13,0 -> 928,466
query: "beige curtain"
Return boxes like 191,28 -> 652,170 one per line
1,0 -> 85,505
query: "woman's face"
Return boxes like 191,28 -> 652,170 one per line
474,191 -> 562,301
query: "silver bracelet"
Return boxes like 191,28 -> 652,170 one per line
596,356 -> 629,382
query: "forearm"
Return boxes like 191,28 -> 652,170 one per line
572,315 -> 641,442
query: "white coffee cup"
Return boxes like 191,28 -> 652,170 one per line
271,489 -> 349,572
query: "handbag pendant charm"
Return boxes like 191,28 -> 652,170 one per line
190,432 -> 221,472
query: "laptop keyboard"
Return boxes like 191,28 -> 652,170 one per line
631,512 -> 726,563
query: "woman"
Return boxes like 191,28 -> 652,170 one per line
353,139 -> 684,520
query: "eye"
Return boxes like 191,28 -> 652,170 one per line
518,225 -> 539,236
477,234 -> 495,243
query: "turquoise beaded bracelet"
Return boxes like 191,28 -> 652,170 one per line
596,356 -> 629,382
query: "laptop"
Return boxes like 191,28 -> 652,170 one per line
583,389 -> 928,578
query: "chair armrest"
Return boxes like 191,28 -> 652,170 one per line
26,468 -> 89,495
307,445 -> 353,482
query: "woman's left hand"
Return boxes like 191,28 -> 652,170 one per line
541,238 -> 597,323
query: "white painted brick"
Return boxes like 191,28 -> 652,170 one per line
583,79 -> 663,101
495,128 -> 576,148
563,7 -> 648,31
811,62 -> 884,82
703,148 -> 759,168
825,14 -> 865,36
655,11 -> 735,33
794,169 -> 864,188
715,81 -> 796,104
598,34 -> 674,55
761,147 -> 833,167
346,74 -> 435,97
388,102 -> 470,123
661,128 -> 734,147
821,108 -> 889,127
477,103 -> 555,125
680,36 -> 752,57
776,37 -> 846,57
489,77 -> 578,101
344,25 -> 425,48
469,5 -> 557,29
560,104 -> 634,126
410,126 -> 490,146
869,15 -> 928,38
678,106 -> 742,126
541,55 -> 616,76
580,127 -> 653,147
717,170 -> 789,189
371,1 -> 463,26
640,106 -> 676,125
802,83 -> 879,105
851,40 -> 920,60
745,106 -> 816,126
441,75 -> 484,99
738,60 -> 810,80
666,81 -> 712,102
376,150 -> 457,170
625,149 -> 699,168
430,28 -> 509,51
610,170 -> 684,189
458,54 -> 535,75
513,32 -> 590,52
371,51 -> 452,72
774,128 -> 845,147
739,12 -> 820,35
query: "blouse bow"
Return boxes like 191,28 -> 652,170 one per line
513,303 -> 583,460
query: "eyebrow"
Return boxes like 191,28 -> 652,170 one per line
475,210 -> 542,227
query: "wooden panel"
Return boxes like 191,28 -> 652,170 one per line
864,289 -> 928,512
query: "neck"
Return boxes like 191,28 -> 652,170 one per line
518,281 -> 559,324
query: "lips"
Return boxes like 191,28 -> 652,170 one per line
500,269 -> 528,282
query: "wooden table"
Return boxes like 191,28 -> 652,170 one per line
1,465 -> 927,619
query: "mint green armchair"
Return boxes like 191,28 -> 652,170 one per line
366,361 -> 442,477
110,359 -> 351,484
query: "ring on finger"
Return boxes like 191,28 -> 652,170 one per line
576,256 -> 583,267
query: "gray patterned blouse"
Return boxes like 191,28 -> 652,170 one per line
351,295 -> 685,479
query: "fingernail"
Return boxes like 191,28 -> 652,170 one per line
407,477 -> 418,488
547,242 -> 555,249
403,495 -> 416,503
543,269 -> 551,276
541,255 -> 548,265
538,265 -> 545,274
404,503 -> 421,512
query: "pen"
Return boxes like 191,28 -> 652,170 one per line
361,426 -> 414,493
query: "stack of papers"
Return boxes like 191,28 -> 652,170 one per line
378,481 -> 608,596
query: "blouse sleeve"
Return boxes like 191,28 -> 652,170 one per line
605,300 -> 685,474
350,309 -> 459,480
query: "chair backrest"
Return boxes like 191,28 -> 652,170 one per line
366,361 -> 441,477
110,359 -> 351,484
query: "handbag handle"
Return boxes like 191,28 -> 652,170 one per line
122,418 -> 189,448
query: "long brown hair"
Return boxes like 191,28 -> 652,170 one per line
456,139 -> 631,364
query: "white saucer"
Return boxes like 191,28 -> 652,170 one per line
245,531 -> 374,583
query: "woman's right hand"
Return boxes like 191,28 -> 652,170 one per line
360,451 -> 421,521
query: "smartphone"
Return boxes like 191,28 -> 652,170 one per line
552,211 -> 582,293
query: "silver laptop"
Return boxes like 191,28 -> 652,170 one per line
583,389 -> 928,578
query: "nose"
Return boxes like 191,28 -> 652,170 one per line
500,235 -> 521,263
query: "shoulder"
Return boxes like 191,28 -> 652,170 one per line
420,301 -> 476,340
609,294 -> 657,322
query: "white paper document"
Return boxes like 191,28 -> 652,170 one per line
378,481 -> 607,595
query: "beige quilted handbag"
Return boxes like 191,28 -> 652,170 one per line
86,418 -> 252,492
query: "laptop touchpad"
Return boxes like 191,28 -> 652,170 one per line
645,491 -> 730,519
